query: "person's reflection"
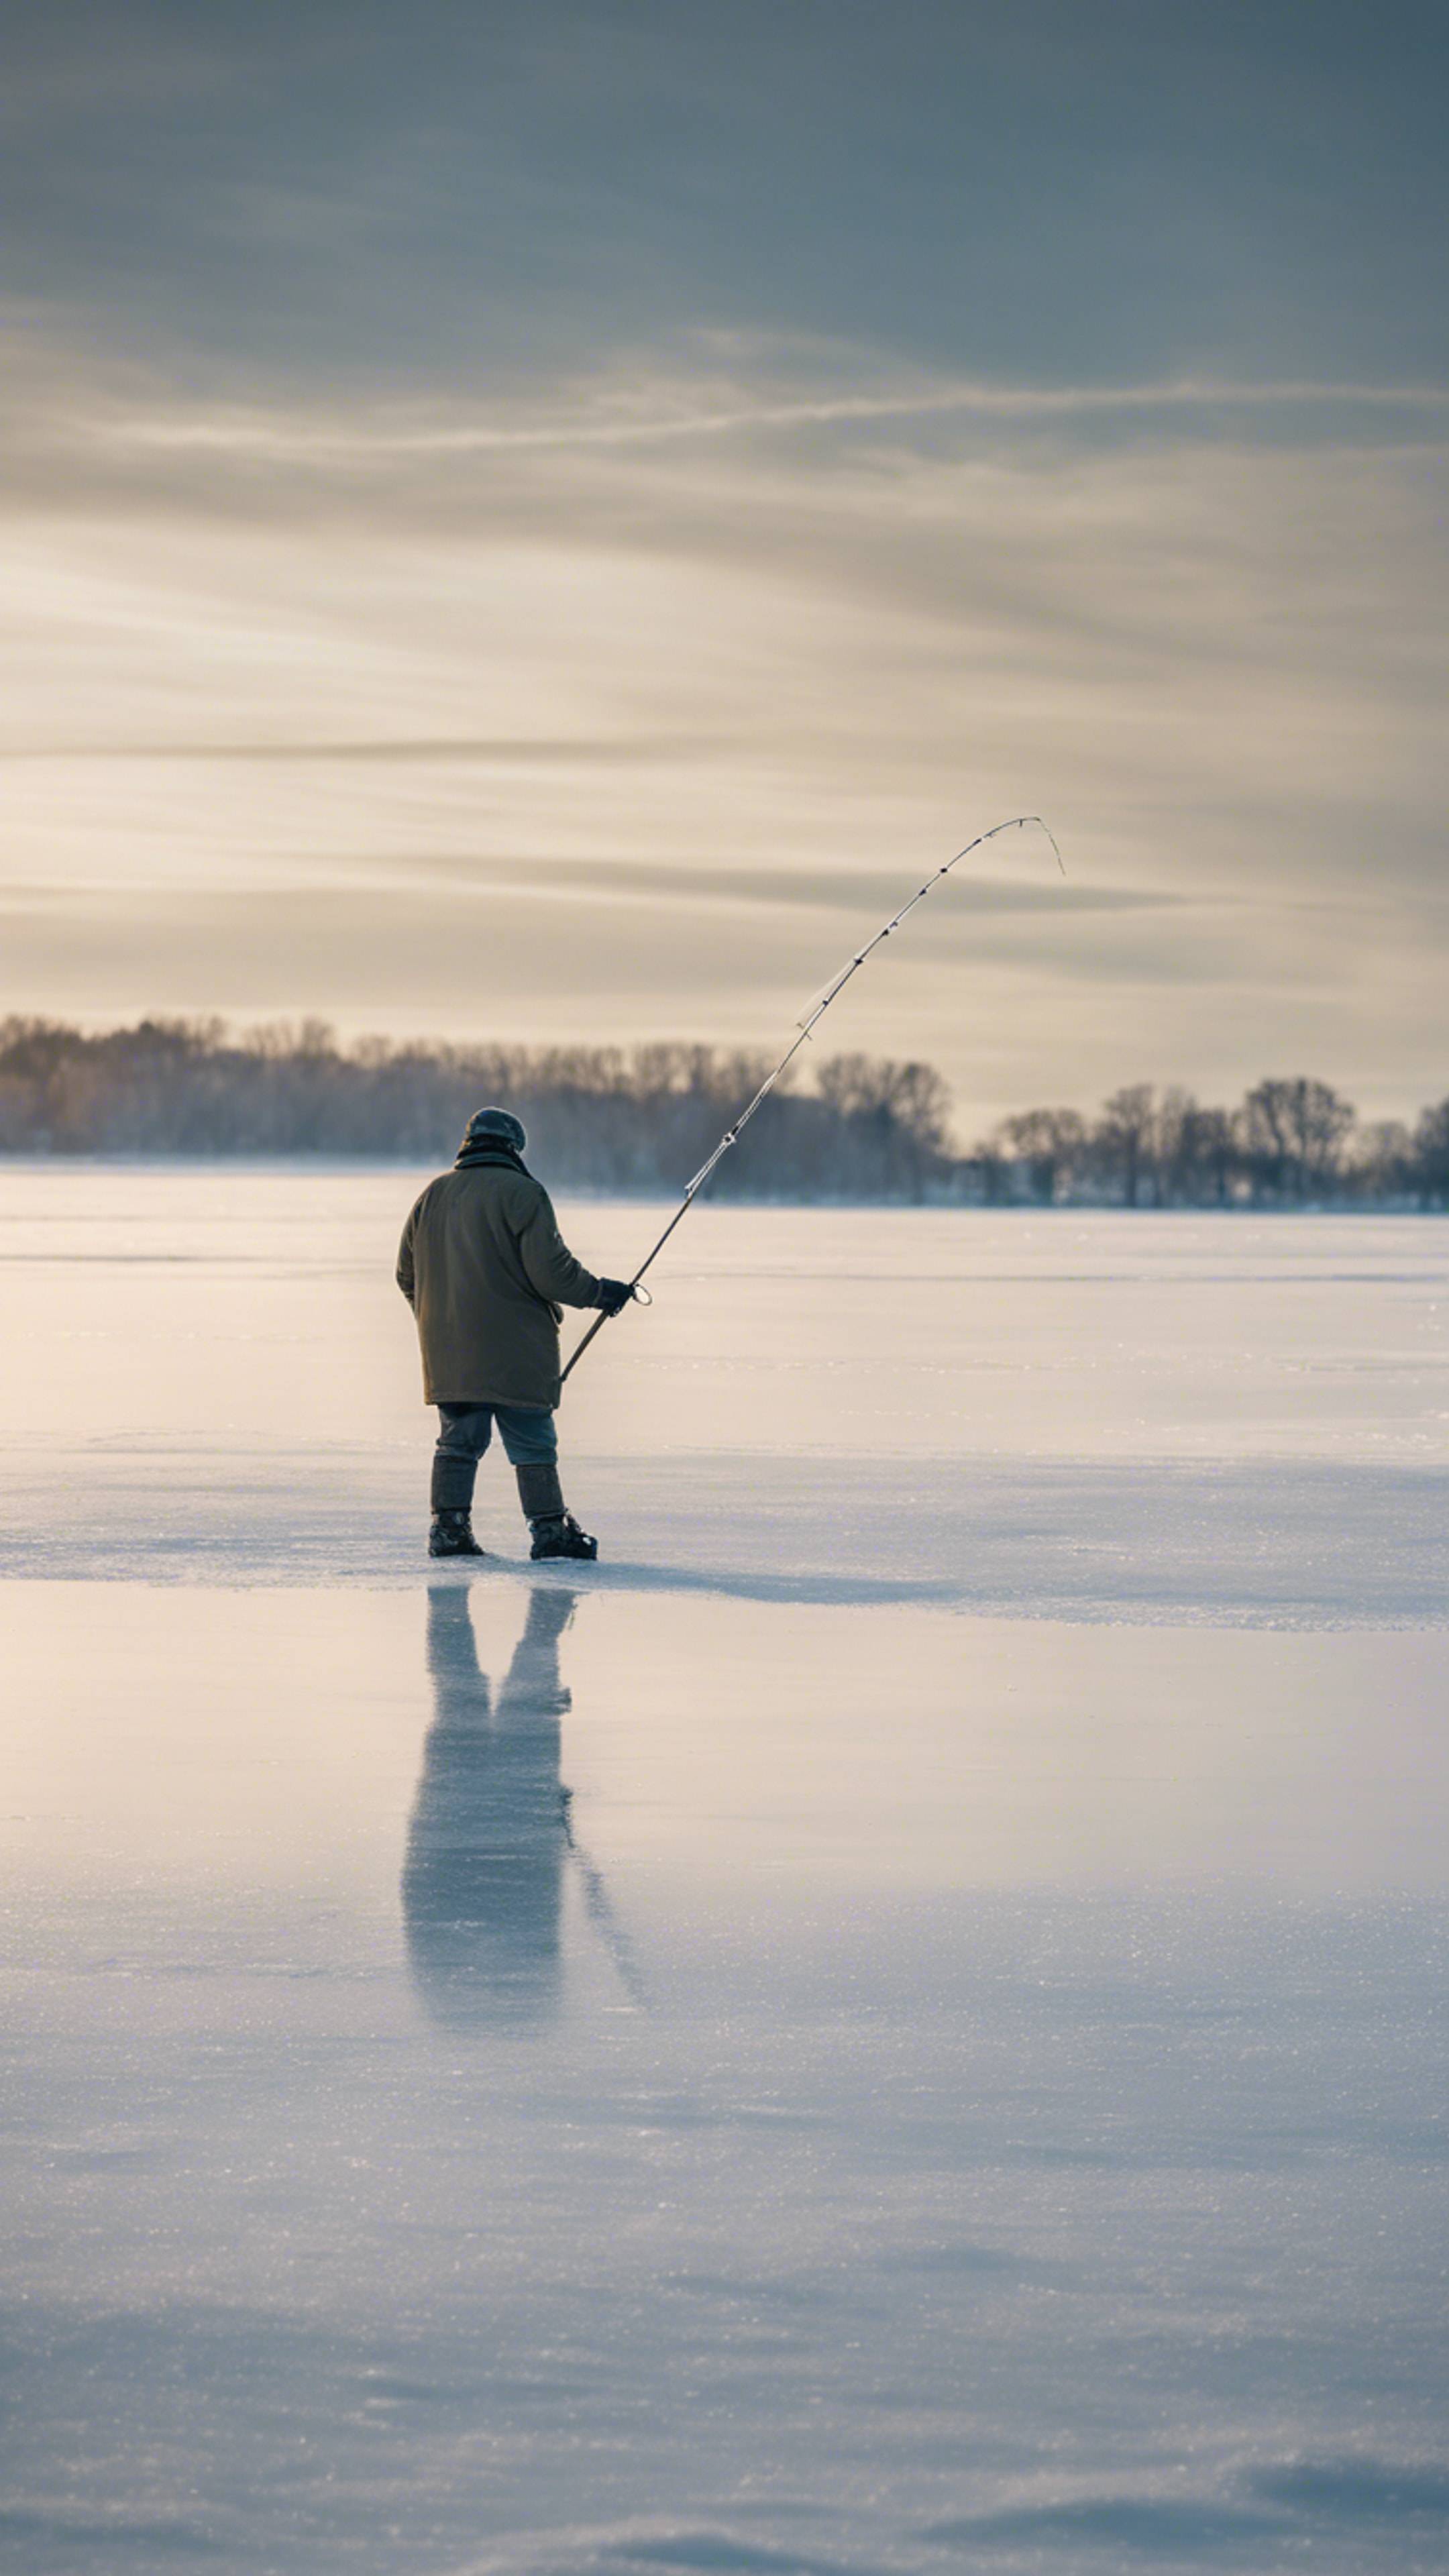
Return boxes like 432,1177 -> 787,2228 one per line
402,1582 -> 577,2031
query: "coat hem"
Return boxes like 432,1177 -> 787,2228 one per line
424,1387 -> 561,1411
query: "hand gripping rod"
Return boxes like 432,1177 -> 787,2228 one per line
559,815 -> 1063,1387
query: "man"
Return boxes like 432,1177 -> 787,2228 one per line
396,1106 -> 631,1561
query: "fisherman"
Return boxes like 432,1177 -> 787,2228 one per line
396,1106 -> 631,1561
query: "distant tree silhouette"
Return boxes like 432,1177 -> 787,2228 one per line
1094,1084 -> 1157,1208
994,1107 -> 1088,1204
814,1053 -> 952,1199
975,1075 -> 1442,1210
1240,1077 -> 1354,1202
1193,1104 -> 1238,1208
0,1018 -> 1444,1208
0,1018 -> 960,1201
1413,1099 -> 1449,1208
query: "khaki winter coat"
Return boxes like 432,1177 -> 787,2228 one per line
396,1150 -> 601,1408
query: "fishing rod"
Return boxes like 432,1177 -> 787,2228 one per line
560,814 -> 1064,1387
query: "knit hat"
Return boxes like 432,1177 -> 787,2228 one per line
460,1105 -> 527,1155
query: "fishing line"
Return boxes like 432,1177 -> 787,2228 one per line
561,814 -> 1064,1387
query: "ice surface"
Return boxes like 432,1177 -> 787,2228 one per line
1,1171 -> 1446,1622
1,1170 -> 1447,2572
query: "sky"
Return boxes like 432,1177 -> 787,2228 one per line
3,0 -> 1447,1134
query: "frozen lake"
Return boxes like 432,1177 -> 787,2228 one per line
3,1170 -> 1448,2571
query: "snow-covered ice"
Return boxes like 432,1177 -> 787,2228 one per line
3,1171 -> 1446,1621
1,1168 -> 1447,2572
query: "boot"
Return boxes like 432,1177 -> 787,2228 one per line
530,1511 -> 598,1562
429,1508 -> 486,1559
516,1464 -> 599,1562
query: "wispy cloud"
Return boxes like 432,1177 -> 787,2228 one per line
8,322 -> 1446,500
90,374 -> 1449,464
0,736 -> 723,767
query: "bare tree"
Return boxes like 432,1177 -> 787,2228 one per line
1094,1083 -> 1157,1208
814,1054 -> 953,1198
1241,1078 -> 1354,1202
1192,1105 -> 1239,1206
994,1107 -> 1088,1205
1413,1099 -> 1449,1208
1154,1088 -> 1210,1205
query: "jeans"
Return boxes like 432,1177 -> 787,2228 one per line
431,1401 -> 557,1513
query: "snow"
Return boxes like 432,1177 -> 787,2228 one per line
2,1169 -> 1446,1621
1,1167 -> 1447,2571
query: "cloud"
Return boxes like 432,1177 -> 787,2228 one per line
7,319 -> 1448,507
6,1 -> 1448,399
94,374 -> 1449,464
1,323 -> 1445,1122
1,735 -> 724,767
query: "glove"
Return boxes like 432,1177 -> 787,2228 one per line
594,1277 -> 633,1317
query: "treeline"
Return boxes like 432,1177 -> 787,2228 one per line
979,1079 -> 1449,1210
1,1020 -> 1446,1208
0,1018 -> 951,1199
